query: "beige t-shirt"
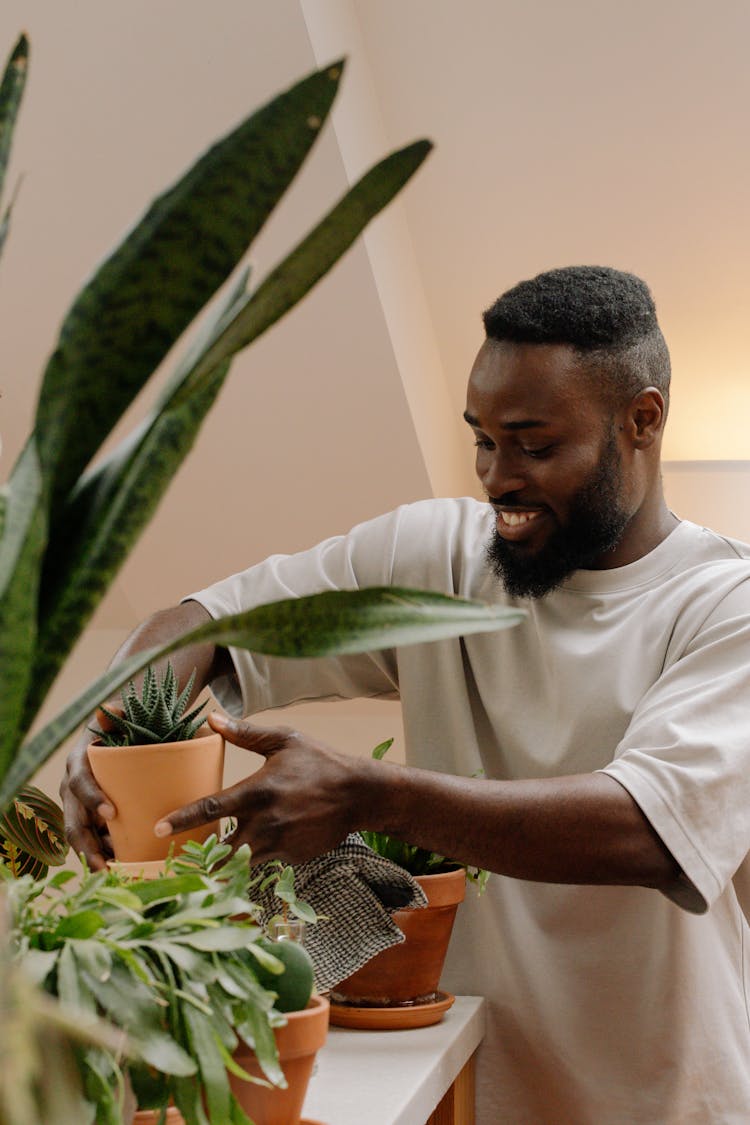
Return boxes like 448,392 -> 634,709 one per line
191,498 -> 750,1123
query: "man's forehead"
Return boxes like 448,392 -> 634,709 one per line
467,339 -> 594,408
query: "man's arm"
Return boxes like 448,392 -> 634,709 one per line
156,714 -> 682,894
60,599 -> 231,869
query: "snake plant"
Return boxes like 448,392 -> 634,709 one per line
0,33 -> 524,845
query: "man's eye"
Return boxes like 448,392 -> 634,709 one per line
522,445 -> 553,459
473,438 -> 495,450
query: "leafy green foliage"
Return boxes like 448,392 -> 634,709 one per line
6,836 -> 318,1124
95,662 -> 208,747
360,740 -> 490,890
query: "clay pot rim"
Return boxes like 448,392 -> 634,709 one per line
88,727 -> 223,755
413,865 -> 466,908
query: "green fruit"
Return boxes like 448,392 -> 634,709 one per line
252,937 -> 315,1013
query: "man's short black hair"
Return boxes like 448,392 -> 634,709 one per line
482,265 -> 671,407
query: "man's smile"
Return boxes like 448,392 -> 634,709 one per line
493,506 -> 547,541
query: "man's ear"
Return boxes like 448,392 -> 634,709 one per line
624,388 -> 667,450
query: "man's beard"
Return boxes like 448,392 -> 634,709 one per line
485,430 -> 631,599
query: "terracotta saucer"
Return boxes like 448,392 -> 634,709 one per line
328,990 -> 455,1030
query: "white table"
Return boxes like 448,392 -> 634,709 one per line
302,996 -> 485,1125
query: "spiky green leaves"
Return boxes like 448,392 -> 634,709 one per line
96,663 -> 207,747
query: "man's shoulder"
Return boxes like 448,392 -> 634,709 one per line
678,519 -> 750,567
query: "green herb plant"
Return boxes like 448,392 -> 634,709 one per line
360,740 -> 490,892
5,834 -> 319,1125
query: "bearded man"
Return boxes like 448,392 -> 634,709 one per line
63,266 -> 750,1123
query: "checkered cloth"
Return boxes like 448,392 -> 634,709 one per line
252,834 -> 427,991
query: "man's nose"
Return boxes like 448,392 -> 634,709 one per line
479,450 -> 526,499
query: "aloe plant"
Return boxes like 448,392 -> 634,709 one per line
0,33 -> 525,828
95,663 -> 208,747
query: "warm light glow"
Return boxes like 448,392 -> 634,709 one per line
662,462 -> 750,541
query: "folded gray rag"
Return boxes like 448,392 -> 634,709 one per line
252,834 -> 427,991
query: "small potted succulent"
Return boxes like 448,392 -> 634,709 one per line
5,834 -> 328,1125
86,663 -> 225,868
330,740 -> 487,1029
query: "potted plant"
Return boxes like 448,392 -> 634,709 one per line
86,662 -> 224,867
5,834 -> 329,1125
329,740 -> 487,1029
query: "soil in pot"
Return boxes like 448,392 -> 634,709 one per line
87,728 -> 224,862
229,994 -> 329,1125
329,866 -> 465,1028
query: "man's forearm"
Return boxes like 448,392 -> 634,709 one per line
361,763 -> 681,892
100,600 -> 230,713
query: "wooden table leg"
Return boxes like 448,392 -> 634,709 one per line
425,1052 -> 476,1125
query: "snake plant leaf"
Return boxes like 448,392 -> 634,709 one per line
162,138 -> 434,410
0,439 -> 46,778
32,60 -> 345,521
0,34 -> 27,216
1,588 -> 525,807
22,271 -> 249,724
28,138 -> 432,721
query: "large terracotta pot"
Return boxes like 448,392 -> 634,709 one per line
87,728 -> 224,862
229,995 -> 329,1125
330,867 -> 466,1014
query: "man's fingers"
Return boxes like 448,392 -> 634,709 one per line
64,744 -> 116,819
208,711 -> 297,757
154,778 -> 252,838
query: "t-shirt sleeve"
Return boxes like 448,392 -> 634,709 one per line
600,576 -> 750,914
184,506 -> 417,716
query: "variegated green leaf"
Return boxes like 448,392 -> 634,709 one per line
0,440 -> 46,778
25,361 -> 229,725
33,60 -> 345,520
162,138 -> 433,412
1,587 -> 524,806
27,138 -> 431,722
0,34 -> 27,216
0,784 -> 68,876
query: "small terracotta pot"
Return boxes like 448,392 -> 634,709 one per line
87,728 -> 224,862
330,867 -> 466,1006
229,995 -> 329,1125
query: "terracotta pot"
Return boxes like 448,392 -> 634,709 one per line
330,867 -> 466,1006
229,995 -> 329,1125
87,728 -> 224,862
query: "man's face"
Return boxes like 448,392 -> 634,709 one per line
464,340 -> 635,598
